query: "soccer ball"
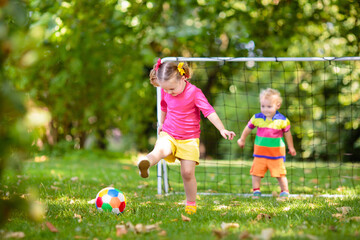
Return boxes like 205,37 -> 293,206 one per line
95,187 -> 126,214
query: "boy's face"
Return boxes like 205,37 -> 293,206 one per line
260,97 -> 280,119
159,76 -> 186,96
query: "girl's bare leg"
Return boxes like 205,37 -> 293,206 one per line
138,138 -> 172,178
180,160 -> 197,202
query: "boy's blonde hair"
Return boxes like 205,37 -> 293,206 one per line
149,61 -> 191,87
259,88 -> 283,105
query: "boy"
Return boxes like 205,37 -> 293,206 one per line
237,88 -> 296,199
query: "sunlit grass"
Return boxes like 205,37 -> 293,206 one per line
1,151 -> 359,239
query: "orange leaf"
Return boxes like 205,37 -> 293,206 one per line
46,222 -> 58,233
181,214 -> 191,222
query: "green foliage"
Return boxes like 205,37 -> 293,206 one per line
3,0 -> 360,155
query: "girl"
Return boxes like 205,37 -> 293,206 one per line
138,59 -> 235,214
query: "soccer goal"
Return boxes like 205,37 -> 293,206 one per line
156,57 -> 360,197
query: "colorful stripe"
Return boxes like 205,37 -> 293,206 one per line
254,145 -> 286,157
253,154 -> 285,160
255,136 -> 285,147
256,127 -> 285,138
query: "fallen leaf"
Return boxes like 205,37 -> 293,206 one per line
220,212 -> 228,216
272,191 -> 278,197
50,185 -> 60,190
74,236 -> 87,239
221,222 -> 239,230
170,218 -> 178,222
46,222 -> 58,233
74,213 -> 82,223
261,228 -> 274,240
71,177 -> 79,182
239,230 -> 251,239
134,223 -> 144,233
126,222 -> 135,232
212,229 -> 227,239
336,206 -> 351,215
256,213 -> 271,221
115,225 -> 128,237
158,230 -> 167,236
4,232 -> 25,239
349,216 -> 360,221
144,223 -> 160,232
332,213 -> 343,218
181,214 -> 191,222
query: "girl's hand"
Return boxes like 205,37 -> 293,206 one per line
288,147 -> 296,156
157,123 -> 163,135
237,138 -> 245,148
220,129 -> 236,140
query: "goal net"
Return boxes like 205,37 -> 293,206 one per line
156,57 -> 360,197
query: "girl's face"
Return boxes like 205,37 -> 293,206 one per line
159,76 -> 186,96
260,97 -> 280,119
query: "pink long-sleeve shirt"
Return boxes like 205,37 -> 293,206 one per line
161,81 -> 215,140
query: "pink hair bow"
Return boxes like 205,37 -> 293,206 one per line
155,58 -> 161,71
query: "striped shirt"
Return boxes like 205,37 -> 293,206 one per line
247,111 -> 290,161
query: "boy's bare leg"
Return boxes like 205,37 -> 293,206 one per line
277,176 -> 289,192
252,175 -> 262,189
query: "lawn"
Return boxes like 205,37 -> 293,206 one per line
1,151 -> 360,239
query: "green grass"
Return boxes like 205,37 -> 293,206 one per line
1,151 -> 360,239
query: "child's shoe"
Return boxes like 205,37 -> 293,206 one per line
252,190 -> 261,199
279,191 -> 290,198
137,158 -> 150,178
185,205 -> 197,214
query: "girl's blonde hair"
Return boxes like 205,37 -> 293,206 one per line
259,88 -> 283,105
149,61 -> 191,87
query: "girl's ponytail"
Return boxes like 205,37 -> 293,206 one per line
149,66 -> 159,87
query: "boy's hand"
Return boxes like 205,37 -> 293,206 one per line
220,129 -> 236,140
237,138 -> 245,148
288,147 -> 296,156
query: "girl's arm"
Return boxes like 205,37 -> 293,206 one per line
158,110 -> 166,134
237,126 -> 252,148
207,112 -> 236,140
284,130 -> 296,156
